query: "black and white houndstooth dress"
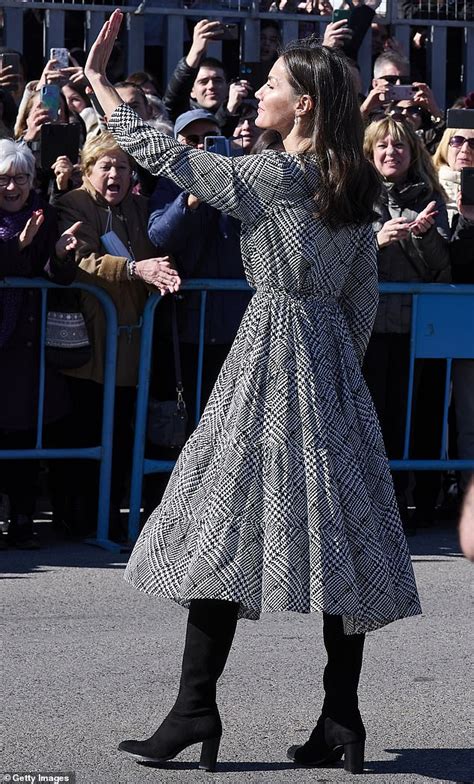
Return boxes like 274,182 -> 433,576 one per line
109,105 -> 421,634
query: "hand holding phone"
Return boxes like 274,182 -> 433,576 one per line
50,47 -> 69,69
211,23 -> 239,41
386,84 -> 414,102
0,53 -> 20,92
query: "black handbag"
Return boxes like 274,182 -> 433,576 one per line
147,298 -> 188,448
45,291 -> 91,370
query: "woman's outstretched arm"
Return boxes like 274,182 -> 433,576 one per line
84,11 -> 302,222
84,9 -> 125,120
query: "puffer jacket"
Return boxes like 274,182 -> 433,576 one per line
373,178 -> 451,334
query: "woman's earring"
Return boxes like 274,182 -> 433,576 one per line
294,114 -> 300,125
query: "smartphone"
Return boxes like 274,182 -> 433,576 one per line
447,108 -> 474,130
213,23 -> 239,41
460,167 -> 474,206
204,135 -> 230,156
332,8 -> 351,22
50,47 -> 69,69
40,84 -> 61,121
39,122 -> 80,171
0,52 -> 20,92
0,52 -> 20,74
386,84 -> 415,101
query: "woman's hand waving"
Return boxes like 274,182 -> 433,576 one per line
84,9 -> 125,120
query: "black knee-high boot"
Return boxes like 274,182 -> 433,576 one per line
288,613 -> 366,774
119,599 -> 239,771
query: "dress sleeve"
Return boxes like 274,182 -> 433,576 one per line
339,224 -> 379,366
108,104 -> 301,223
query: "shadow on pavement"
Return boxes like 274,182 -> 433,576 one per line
124,747 -> 473,779
365,747 -> 473,781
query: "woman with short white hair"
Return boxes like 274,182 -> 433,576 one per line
0,138 -> 81,549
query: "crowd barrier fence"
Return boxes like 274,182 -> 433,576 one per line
127,280 -> 474,542
1,0 -> 472,110
0,278 -> 473,547
0,277 -> 120,551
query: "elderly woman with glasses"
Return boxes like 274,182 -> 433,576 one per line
362,116 -> 451,532
0,138 -> 80,549
433,123 -> 474,500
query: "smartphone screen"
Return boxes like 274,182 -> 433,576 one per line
40,84 -> 61,121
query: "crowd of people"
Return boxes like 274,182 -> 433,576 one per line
0,9 -> 473,549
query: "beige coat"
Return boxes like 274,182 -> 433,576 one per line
56,181 -> 157,386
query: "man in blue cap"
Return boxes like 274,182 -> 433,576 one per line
173,108 -> 220,150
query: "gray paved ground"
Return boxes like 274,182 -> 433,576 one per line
2,524 -> 472,784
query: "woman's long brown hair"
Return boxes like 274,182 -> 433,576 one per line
281,41 -> 380,227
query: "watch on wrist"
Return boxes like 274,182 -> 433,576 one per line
127,259 -> 137,280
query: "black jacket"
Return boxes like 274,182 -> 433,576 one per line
163,56 -> 238,136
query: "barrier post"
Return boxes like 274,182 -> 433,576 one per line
0,278 -> 119,551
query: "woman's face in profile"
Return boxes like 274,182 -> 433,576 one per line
255,58 -> 298,137
372,133 -> 411,183
86,150 -> 132,205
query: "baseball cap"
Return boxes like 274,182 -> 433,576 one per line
174,109 -> 220,138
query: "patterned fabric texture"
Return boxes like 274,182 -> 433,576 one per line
109,105 -> 422,634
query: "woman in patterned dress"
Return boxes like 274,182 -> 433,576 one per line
85,11 -> 421,774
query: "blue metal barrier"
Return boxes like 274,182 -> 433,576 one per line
0,277 -> 119,551
128,281 -> 474,542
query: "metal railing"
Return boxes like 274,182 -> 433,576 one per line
1,0 -> 472,110
127,281 -> 474,542
1,279 -> 473,547
0,278 -> 119,551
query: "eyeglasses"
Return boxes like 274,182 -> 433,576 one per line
182,132 -> 219,146
449,135 -> 474,150
0,173 -> 29,187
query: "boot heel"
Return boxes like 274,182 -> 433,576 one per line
199,736 -> 221,772
343,740 -> 365,774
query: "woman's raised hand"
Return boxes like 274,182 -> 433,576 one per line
55,221 -> 83,259
85,9 -> 123,85
408,200 -> 438,236
135,256 -> 182,296
18,210 -> 45,251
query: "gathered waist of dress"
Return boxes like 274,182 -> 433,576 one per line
255,287 -> 338,306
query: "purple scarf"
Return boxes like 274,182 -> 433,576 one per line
0,191 -> 42,348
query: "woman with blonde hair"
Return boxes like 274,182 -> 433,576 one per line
54,131 -> 180,540
363,116 -> 450,531
433,125 -> 474,224
433,122 -> 474,499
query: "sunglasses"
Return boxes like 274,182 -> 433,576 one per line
182,132 -> 219,146
379,74 -> 412,85
449,135 -> 474,150
0,173 -> 29,187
